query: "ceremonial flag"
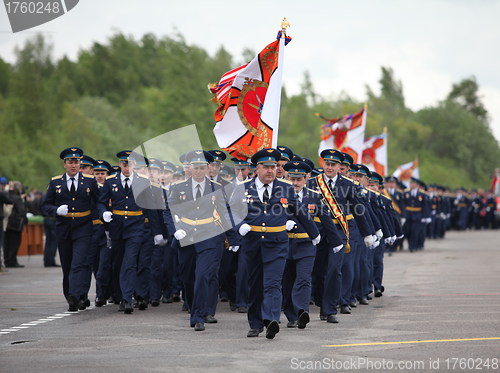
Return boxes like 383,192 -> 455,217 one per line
317,106 -> 367,163
210,30 -> 291,160
362,131 -> 388,176
393,159 -> 419,187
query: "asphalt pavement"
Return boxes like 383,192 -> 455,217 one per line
1,229 -> 499,372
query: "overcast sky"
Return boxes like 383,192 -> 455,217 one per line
1,0 -> 499,142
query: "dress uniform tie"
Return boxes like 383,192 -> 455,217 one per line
124,178 -> 130,193
328,179 -> 333,191
195,184 -> 202,200
70,177 -> 76,195
263,184 -> 270,204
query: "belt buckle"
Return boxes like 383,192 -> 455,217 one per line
261,226 -> 267,232
293,233 -> 298,239
193,220 -> 197,226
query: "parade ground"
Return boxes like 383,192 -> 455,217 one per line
1,230 -> 499,372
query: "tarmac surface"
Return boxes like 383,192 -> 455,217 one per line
1,230 -> 499,372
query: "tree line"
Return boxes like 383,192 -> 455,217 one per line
0,33 -> 498,190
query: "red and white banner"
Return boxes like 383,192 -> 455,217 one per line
317,106 -> 367,163
393,159 -> 419,186
362,132 -> 387,176
210,31 -> 290,160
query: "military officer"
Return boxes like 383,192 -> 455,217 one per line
276,145 -> 294,179
230,148 -> 320,339
282,161 -> 343,329
164,150 -> 235,331
42,147 -> 100,312
403,178 -> 430,252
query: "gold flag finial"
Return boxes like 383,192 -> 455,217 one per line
281,17 -> 290,33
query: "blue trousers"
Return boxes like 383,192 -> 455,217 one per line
149,241 -> 164,301
321,245 -> 345,316
111,234 -> 142,303
58,235 -> 91,300
96,241 -> 112,299
135,233 -> 153,301
283,255 -> 315,322
373,240 -> 385,290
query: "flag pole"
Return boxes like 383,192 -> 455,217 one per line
281,17 -> 290,36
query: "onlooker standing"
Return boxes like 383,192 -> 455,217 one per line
0,177 -> 13,270
3,181 -> 27,268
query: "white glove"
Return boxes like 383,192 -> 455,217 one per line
385,237 -> 391,244
311,234 -> 321,246
375,229 -> 383,240
286,220 -> 296,231
174,214 -> 180,223
238,223 -> 252,236
174,229 -> 187,240
56,204 -> 68,216
425,217 -> 432,224
27,212 -> 34,218
229,246 -> 240,252
421,218 -> 427,223
372,240 -> 380,249
332,244 -> 343,253
154,234 -> 164,246
432,210 -> 436,215
391,235 -> 397,244
397,234 -> 404,240
103,211 -> 113,223
364,235 -> 374,247
372,235 -> 378,244
400,218 -> 406,225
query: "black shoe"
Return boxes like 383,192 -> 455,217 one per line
138,300 -> 148,310
79,298 -> 90,310
380,286 -> 385,293
326,314 -> 339,323
151,299 -> 160,307
95,298 -> 106,307
359,298 -> 369,305
348,301 -> 357,308
194,322 -> 205,331
297,311 -> 310,329
204,315 -> 218,324
247,328 -> 263,337
266,320 -> 280,339
7,263 -> 24,268
44,263 -> 61,267
118,301 -> 125,312
123,301 -> 133,314
220,295 -> 229,302
67,295 -> 79,312
340,305 -> 351,314
172,294 -> 181,302
320,314 -> 327,321
162,295 -> 173,303
181,303 -> 189,312
229,302 -> 237,311
237,306 -> 247,313
374,289 -> 383,297
367,295 -> 373,300
287,320 -> 298,328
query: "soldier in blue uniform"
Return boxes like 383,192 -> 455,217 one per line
164,150 -> 235,331
276,145 -> 293,179
92,159 -> 112,307
384,176 -> 406,253
403,178 -> 430,252
230,148 -> 320,339
308,150 -> 374,323
97,151 -> 162,314
282,161 -> 343,329
42,147 -> 100,312
453,187 -> 470,230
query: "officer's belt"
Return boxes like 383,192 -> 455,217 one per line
457,203 -> 467,208
432,205 -> 437,209
112,209 -> 143,216
249,225 -> 286,233
180,217 -> 214,226
62,210 -> 91,218
92,219 -> 103,225
406,207 -> 422,212
288,232 -> 309,239
313,214 -> 354,224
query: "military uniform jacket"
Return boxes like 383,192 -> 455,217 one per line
231,178 -> 319,263
403,189 -> 430,222
97,173 -> 162,240
42,172 -> 100,240
164,177 -> 235,252
287,187 -> 343,260
386,188 -> 406,219
308,175 -> 373,237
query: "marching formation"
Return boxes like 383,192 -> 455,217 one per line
40,145 -> 496,339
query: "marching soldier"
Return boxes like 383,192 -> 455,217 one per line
276,145 -> 293,179
164,150 -> 235,331
230,148 -> 320,339
403,178 -> 430,252
42,147 -> 100,311
282,161 -> 343,329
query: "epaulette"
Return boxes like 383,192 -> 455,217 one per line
367,188 -> 380,196
51,175 -> 63,180
342,175 -> 354,182
305,187 -> 320,195
82,174 -> 95,178
106,175 -> 117,180
150,182 -> 161,188
137,174 -> 149,180
171,180 -> 185,185
211,180 -> 221,186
